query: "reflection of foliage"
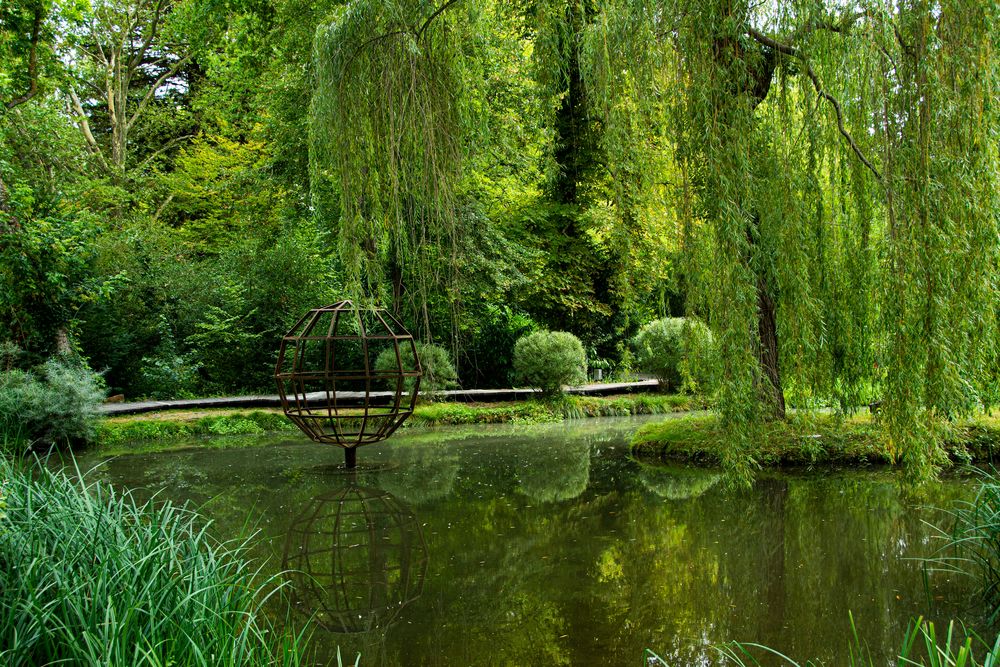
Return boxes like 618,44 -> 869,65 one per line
638,464 -> 721,500
377,443 -> 461,505
516,438 -> 590,503
142,454 -> 209,491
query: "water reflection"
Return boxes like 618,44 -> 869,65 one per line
73,417 -> 980,665
282,482 -> 428,635
638,463 -> 721,500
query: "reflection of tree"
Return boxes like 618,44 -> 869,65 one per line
282,484 -> 427,635
516,438 -> 590,503
638,464 -> 721,500
377,443 -> 461,505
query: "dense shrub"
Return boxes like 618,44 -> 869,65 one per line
375,341 -> 458,397
0,459 -> 306,666
513,330 -> 586,397
0,355 -> 105,449
633,317 -> 713,392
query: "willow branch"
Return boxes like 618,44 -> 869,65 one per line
4,6 -> 44,109
746,26 -> 883,183
416,0 -> 462,40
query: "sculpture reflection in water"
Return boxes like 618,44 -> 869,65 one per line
282,481 -> 428,640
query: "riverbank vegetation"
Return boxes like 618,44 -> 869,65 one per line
631,414 -> 1000,468
94,393 -> 705,454
0,457 -> 308,666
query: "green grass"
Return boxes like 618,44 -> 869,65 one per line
713,614 -> 999,666
928,468 -> 1000,628
0,457 -> 309,667
630,413 -> 1000,467
96,409 -> 298,453
93,393 -> 706,452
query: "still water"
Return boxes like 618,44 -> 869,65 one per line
79,416 -> 977,666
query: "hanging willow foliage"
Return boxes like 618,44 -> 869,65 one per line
583,0 -> 999,482
310,0 -> 476,320
311,0 -> 998,482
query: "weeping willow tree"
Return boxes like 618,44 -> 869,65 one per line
585,0 -> 999,481
312,0 -> 998,481
310,0 -> 477,330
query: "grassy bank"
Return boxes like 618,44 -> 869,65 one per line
630,413 -> 1000,467
0,457 -> 307,666
94,393 -> 706,454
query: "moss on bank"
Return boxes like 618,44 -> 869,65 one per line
630,413 -> 1000,467
95,393 -> 705,453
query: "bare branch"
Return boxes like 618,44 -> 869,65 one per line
67,87 -> 111,173
134,134 -> 194,172
129,0 -> 169,71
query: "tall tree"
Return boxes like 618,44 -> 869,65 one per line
65,0 -> 205,174
586,0 -> 998,479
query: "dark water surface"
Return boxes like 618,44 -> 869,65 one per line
77,416 -> 977,666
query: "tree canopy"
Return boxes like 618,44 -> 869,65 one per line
0,0 -> 996,479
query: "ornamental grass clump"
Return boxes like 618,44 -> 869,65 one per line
931,468 -> 1000,629
513,330 -> 586,398
0,458 -> 308,667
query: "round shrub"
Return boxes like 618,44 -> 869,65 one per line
375,341 -> 459,397
513,331 -> 587,398
633,317 -> 713,392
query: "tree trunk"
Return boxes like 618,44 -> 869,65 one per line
757,269 -> 786,419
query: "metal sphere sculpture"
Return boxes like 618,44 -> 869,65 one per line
282,485 -> 428,634
275,301 -> 421,467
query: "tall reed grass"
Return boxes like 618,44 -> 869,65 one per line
933,468 -> 1000,628
714,615 -> 999,666
0,457 -> 309,666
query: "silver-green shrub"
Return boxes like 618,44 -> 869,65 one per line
633,317 -> 714,393
513,331 -> 587,398
375,341 -> 458,397
0,355 -> 105,449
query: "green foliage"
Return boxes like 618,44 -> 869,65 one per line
717,615 -> 999,666
96,411 -> 295,451
375,341 -> 458,397
633,317 -> 713,392
458,306 -> 537,389
133,316 -> 200,400
930,469 -> 1000,628
0,211 -> 118,360
0,458 -> 308,666
0,354 -> 104,449
513,330 -> 587,397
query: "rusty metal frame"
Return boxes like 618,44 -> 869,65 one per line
275,301 -> 422,466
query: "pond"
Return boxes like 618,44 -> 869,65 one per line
78,415 -> 978,666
